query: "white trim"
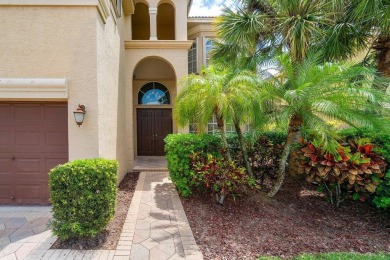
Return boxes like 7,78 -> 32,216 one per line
202,36 -> 207,66
0,0 -> 97,5
98,0 -> 110,23
149,7 -> 157,14
0,78 -> 68,100
195,37 -> 199,72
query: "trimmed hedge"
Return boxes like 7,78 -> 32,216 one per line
49,158 -> 118,239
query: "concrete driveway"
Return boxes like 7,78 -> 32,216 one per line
0,206 -> 55,259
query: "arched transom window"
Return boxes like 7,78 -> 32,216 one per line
138,82 -> 170,105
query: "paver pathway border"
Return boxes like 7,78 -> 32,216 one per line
1,172 -> 202,260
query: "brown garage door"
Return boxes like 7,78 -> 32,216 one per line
0,102 -> 68,205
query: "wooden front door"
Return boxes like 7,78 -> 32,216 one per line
137,108 -> 172,156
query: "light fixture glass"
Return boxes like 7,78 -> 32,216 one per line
73,104 -> 86,126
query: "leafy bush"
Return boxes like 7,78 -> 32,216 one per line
165,132 -> 287,195
338,128 -> 390,162
246,135 -> 285,183
164,134 -> 221,196
49,158 -> 118,239
297,139 -> 386,207
373,171 -> 390,210
191,152 -> 259,204
338,128 -> 390,210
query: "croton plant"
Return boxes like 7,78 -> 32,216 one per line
297,138 -> 386,206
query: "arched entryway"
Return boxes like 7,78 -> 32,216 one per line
133,57 -> 176,156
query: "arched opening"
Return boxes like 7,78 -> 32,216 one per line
133,57 -> 176,156
157,3 -> 175,40
138,82 -> 170,105
132,3 -> 150,40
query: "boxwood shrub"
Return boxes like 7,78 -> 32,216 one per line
49,158 -> 118,240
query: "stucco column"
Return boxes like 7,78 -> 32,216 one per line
149,7 -> 157,40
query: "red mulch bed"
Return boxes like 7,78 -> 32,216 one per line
181,177 -> 390,259
52,172 -> 139,250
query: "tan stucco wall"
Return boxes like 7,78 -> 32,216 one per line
96,4 -> 128,181
0,6 -> 100,160
0,3 -> 130,181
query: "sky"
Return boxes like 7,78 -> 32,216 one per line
189,0 -> 234,17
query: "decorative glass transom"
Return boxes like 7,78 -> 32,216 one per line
138,82 -> 170,105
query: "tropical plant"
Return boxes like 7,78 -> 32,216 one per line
215,0 -> 390,77
258,54 -> 390,197
215,0 -> 338,66
324,0 -> 390,77
297,139 -> 386,207
175,64 -> 260,176
190,152 -> 259,205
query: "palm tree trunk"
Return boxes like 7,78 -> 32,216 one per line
268,114 -> 303,197
216,114 -> 232,163
233,119 -> 253,177
375,36 -> 390,78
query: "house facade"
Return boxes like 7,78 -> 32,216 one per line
0,0 -> 215,204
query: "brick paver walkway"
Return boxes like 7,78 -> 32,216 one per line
0,172 -> 202,260
114,172 -> 203,260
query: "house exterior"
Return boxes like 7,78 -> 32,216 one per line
0,0 -> 215,205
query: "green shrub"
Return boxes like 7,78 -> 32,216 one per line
191,152 -> 259,204
49,158 -> 118,239
164,134 -> 221,196
373,171 -> 390,210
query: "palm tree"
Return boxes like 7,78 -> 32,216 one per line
347,0 -> 390,78
175,65 -> 260,176
260,54 -> 390,197
215,0 -> 336,65
215,0 -> 389,77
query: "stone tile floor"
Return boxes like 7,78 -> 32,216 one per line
0,172 -> 203,260
133,157 -> 168,172
115,171 -> 203,260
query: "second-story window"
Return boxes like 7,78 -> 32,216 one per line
204,37 -> 214,66
188,40 -> 198,74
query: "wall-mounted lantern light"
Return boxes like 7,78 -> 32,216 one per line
73,104 -> 86,127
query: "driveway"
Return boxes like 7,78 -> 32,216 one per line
0,206 -> 55,259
